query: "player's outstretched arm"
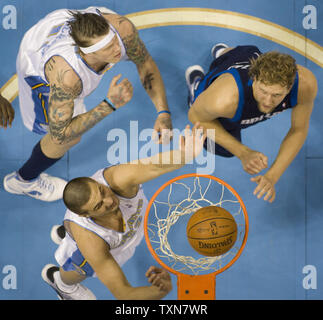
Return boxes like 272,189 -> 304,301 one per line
108,123 -> 206,192
70,221 -> 172,300
250,66 -> 317,202
113,14 -> 172,144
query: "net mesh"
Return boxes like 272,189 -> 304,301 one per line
146,175 -> 247,276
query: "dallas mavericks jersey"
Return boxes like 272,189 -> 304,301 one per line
17,7 -> 128,134
193,45 -> 299,131
55,168 -> 148,277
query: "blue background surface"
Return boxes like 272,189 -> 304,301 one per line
0,0 -> 322,300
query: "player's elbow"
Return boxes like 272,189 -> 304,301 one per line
112,284 -> 137,300
188,107 -> 198,124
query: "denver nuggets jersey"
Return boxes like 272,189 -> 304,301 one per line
17,7 -> 128,134
193,45 -> 299,132
54,168 -> 148,277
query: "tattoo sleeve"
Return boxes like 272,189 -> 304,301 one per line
46,58 -> 113,145
122,22 -> 150,67
117,18 -> 168,111
143,73 -> 154,91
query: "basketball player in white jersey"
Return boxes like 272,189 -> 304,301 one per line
3,7 -> 172,201
0,93 -> 15,129
41,123 -> 206,300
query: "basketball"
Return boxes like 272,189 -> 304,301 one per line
186,206 -> 238,256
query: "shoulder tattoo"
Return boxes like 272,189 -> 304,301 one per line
122,23 -> 150,66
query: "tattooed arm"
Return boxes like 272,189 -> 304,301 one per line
110,15 -> 173,143
45,56 -> 132,145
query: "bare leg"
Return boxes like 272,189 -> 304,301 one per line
59,267 -> 87,286
220,47 -> 234,56
40,133 -> 81,159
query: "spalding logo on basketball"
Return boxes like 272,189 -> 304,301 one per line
186,206 -> 237,256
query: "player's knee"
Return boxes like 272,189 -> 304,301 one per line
50,135 -> 81,148
70,136 -> 81,145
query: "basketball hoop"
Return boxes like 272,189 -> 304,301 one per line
144,173 -> 249,300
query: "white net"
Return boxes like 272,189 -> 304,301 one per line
146,175 -> 247,276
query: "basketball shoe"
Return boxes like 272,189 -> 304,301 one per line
51,225 -> 66,245
3,172 -> 67,202
41,264 -> 96,300
211,43 -> 229,60
185,65 -> 205,108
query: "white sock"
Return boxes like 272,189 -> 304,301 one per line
53,271 -> 77,293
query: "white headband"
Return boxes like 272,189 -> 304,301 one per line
79,28 -> 116,54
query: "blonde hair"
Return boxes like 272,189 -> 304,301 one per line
249,51 -> 297,88
67,11 -> 110,48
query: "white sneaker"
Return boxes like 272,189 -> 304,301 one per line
50,225 -> 66,245
3,172 -> 67,202
41,264 -> 96,300
185,65 -> 205,107
211,43 -> 229,60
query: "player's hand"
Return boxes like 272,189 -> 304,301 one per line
179,122 -> 206,162
251,174 -> 276,203
152,112 -> 173,144
240,149 -> 268,175
0,94 -> 15,128
146,266 -> 172,293
107,74 -> 133,108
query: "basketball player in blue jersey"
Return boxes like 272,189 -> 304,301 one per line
41,123 -> 206,300
186,44 -> 317,203
3,7 -> 172,202
0,93 -> 15,129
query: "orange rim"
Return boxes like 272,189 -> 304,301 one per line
144,173 -> 249,277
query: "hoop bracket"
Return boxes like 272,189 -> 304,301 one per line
177,274 -> 216,300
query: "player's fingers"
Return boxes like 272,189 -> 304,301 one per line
145,266 -> 158,277
253,178 -> 265,196
256,184 -> 271,199
264,188 -> 274,201
160,129 -> 172,145
251,158 -> 265,172
152,128 -> 160,142
245,168 -> 256,175
194,127 -> 204,140
110,74 -> 122,86
184,124 -> 191,137
147,273 -> 158,284
181,135 -> 187,151
249,165 -> 262,174
250,177 -> 262,187
259,154 -> 268,168
245,165 -> 260,175
269,191 -> 276,203
120,78 -> 132,90
192,121 -> 201,133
